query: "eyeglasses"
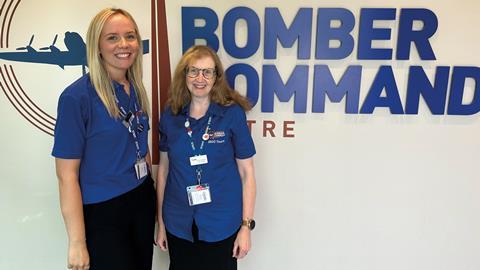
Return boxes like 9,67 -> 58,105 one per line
186,67 -> 216,79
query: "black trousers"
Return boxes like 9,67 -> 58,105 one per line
166,222 -> 238,270
83,176 -> 156,270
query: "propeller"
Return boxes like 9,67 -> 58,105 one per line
16,35 -> 34,50
40,34 -> 58,51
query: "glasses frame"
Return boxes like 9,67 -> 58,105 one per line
186,66 -> 217,79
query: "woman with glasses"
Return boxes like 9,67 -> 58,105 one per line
156,45 -> 257,270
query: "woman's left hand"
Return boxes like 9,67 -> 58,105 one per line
232,226 -> 251,259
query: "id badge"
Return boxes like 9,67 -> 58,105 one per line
122,112 -> 133,128
135,158 -> 148,179
186,184 -> 212,206
189,155 -> 208,166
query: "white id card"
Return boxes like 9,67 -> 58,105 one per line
186,184 -> 212,206
135,158 -> 148,179
189,155 -> 208,166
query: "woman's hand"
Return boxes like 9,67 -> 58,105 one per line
156,222 -> 168,251
232,226 -> 251,259
67,240 -> 90,270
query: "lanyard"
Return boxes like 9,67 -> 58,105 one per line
185,115 -> 212,184
114,89 -> 142,161
185,115 -> 212,154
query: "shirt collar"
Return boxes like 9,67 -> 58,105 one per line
112,80 -> 135,94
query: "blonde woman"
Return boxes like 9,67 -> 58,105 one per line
52,8 -> 155,270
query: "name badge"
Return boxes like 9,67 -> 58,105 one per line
135,158 -> 148,179
186,184 -> 212,206
122,111 -> 134,128
190,155 -> 208,166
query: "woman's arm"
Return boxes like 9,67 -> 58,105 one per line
155,151 -> 169,251
55,158 -> 90,270
233,157 -> 256,259
145,149 -> 152,172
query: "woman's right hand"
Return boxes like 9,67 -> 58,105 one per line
67,240 -> 90,270
156,222 -> 168,251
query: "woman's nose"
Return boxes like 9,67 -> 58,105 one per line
119,37 -> 128,47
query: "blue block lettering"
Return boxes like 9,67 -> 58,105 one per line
223,7 -> 261,58
397,9 -> 437,60
360,66 -> 404,114
225,64 -> 260,107
447,67 -> 480,115
262,65 -> 308,113
405,66 -> 449,114
358,8 -> 396,60
264,8 -> 313,59
316,8 -> 355,59
312,65 -> 362,113
182,7 -> 219,52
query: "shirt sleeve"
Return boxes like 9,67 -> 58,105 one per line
159,111 -> 169,152
51,92 -> 87,159
231,105 -> 256,159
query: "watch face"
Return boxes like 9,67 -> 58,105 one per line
249,219 -> 256,230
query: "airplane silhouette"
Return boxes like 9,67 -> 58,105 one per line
0,32 -> 150,74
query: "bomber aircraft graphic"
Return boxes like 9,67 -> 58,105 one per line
0,32 -> 150,74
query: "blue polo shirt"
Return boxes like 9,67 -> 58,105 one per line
52,74 -> 150,204
159,102 -> 255,242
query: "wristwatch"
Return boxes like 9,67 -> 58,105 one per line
241,218 -> 256,231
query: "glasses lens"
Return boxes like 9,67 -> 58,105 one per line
187,67 -> 199,78
203,69 -> 215,79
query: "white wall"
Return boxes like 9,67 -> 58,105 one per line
2,0 -> 480,269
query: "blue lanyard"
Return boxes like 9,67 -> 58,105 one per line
185,115 -> 212,184
185,115 -> 212,155
114,89 -> 143,161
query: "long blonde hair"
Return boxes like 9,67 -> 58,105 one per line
86,8 -> 150,118
168,45 -> 251,115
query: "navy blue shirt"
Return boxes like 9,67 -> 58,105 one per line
52,74 -> 150,204
159,102 -> 255,242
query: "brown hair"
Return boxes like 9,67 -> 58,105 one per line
167,45 -> 251,114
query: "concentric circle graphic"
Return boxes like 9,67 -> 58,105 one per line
0,0 -> 56,136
